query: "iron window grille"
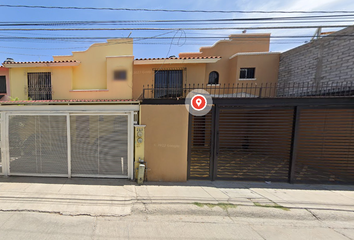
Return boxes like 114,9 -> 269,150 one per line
27,72 -> 52,100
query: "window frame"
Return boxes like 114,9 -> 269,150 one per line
208,71 -> 219,85
239,68 -> 256,80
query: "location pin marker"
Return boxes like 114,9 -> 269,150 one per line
196,99 -> 202,106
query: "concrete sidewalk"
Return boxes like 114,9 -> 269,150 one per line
0,177 -> 353,218
1,177 -> 354,240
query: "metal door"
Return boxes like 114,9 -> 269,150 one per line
294,108 -> 354,183
70,114 -> 128,178
8,114 -> 68,176
215,107 -> 294,181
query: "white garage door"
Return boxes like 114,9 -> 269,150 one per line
7,113 -> 131,178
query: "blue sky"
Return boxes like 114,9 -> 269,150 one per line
0,0 -> 353,62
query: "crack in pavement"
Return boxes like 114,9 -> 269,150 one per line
0,209 -> 131,218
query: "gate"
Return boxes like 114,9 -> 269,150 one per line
216,107 -> 294,181
188,105 -> 354,183
4,112 -> 132,178
293,107 -> 354,183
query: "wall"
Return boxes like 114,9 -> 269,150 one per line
9,67 -> 72,100
140,105 -> 189,181
181,34 -> 271,85
278,26 -> 354,93
54,39 -> 133,90
229,53 -> 280,96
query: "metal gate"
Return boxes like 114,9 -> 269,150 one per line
4,112 -> 132,178
189,107 -> 294,181
293,108 -> 354,183
188,105 -> 354,183
216,108 -> 294,181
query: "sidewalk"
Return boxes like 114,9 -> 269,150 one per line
0,177 -> 353,219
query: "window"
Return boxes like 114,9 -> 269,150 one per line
27,72 -> 52,100
0,76 -> 6,94
154,70 -> 183,98
114,70 -> 127,80
239,68 -> 255,79
208,71 -> 219,85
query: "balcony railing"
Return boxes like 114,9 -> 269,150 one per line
141,82 -> 354,99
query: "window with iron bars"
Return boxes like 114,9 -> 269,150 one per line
27,72 -> 52,100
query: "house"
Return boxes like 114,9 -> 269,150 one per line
0,33 -> 281,181
133,33 -> 280,99
0,29 -> 353,184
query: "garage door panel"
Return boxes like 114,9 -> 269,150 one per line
9,115 -> 68,175
216,108 -> 294,181
295,108 -> 354,183
70,115 -> 128,176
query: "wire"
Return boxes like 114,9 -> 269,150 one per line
0,15 -> 353,26
0,35 -> 353,40
0,5 -> 354,14
0,25 -> 351,31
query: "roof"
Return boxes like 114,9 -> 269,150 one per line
3,60 -> 78,64
134,56 -> 221,65
135,56 -> 221,61
3,60 -> 80,68
0,99 -> 139,105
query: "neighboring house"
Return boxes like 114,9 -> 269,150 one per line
3,39 -> 134,101
0,66 -> 9,101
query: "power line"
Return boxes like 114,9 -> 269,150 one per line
0,35 -> 353,40
0,5 -> 354,14
0,15 -> 353,26
0,25 -> 351,31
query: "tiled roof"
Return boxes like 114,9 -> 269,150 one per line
0,99 -> 138,105
3,60 -> 78,64
135,56 -> 221,61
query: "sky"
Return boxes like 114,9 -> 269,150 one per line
0,0 -> 353,62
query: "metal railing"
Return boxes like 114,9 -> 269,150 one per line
141,82 -> 354,99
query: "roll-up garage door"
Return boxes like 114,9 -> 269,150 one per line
9,115 -> 68,175
216,108 -> 294,181
70,115 -> 128,177
295,108 -> 354,183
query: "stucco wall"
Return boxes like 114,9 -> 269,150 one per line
141,105 -> 189,182
278,26 -> 354,89
54,39 -> 133,90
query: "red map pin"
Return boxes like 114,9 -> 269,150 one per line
191,94 -> 207,111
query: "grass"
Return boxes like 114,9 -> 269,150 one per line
193,202 -> 237,210
253,202 -> 290,211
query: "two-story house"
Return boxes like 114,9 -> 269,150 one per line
0,33 -> 284,182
